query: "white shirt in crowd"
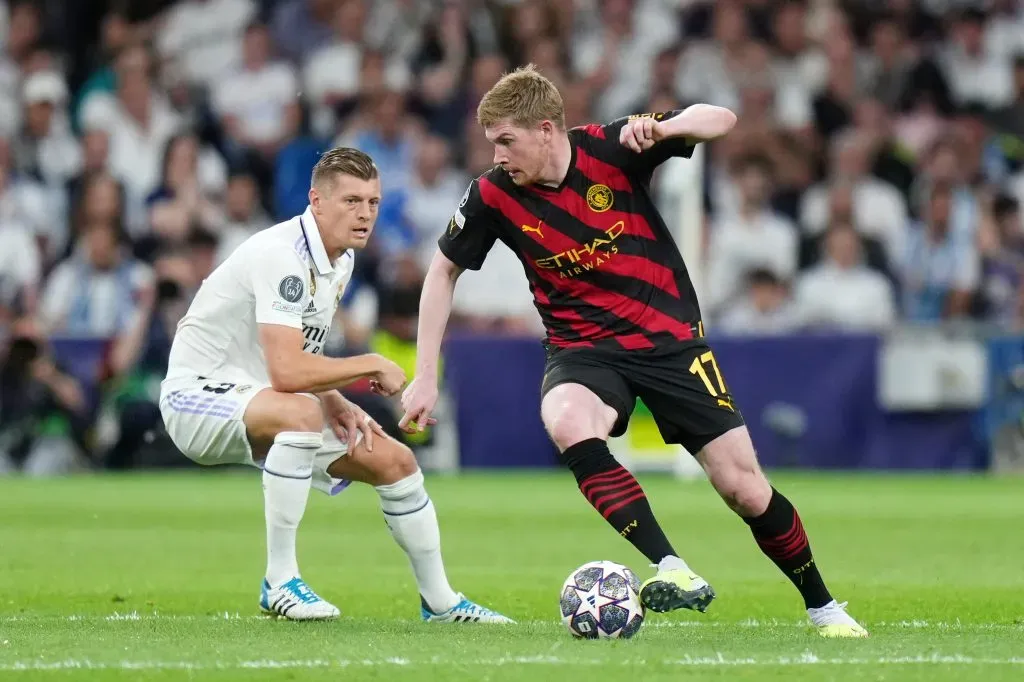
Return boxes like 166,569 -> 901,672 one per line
40,255 -> 153,337
799,179 -> 908,261
80,92 -> 183,225
794,263 -> 897,331
704,211 -> 799,315
0,221 -> 40,303
157,0 -> 257,87
167,207 -> 354,384
212,62 -> 298,145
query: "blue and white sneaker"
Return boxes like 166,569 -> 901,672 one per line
259,577 -> 340,620
421,594 -> 515,624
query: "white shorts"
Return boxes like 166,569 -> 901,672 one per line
159,374 -> 356,495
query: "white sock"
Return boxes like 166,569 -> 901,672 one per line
262,431 -> 322,587
658,555 -> 696,575
376,469 -> 460,613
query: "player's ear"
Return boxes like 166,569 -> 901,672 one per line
539,120 -> 553,141
308,187 -> 319,210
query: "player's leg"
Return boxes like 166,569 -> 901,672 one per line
696,427 -> 867,637
243,389 -> 339,620
541,357 -> 714,613
321,433 -> 513,623
629,342 -> 866,636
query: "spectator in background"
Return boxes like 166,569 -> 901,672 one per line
0,210 -> 40,321
156,0 -> 256,89
800,130 -> 908,263
145,132 -> 227,239
0,315 -> 89,476
212,21 -> 300,188
794,222 -> 897,331
63,171 -> 125,270
337,90 -> 419,255
271,0 -> 337,63
302,0 -> 367,138
900,182 -> 979,322
404,134 -> 468,269
14,70 -> 81,187
215,170 -> 271,263
939,7 -> 1014,110
101,264 -> 190,470
976,194 -> 1024,329
705,153 -> 798,319
40,219 -> 153,338
716,269 -> 800,336
0,151 -> 53,262
80,42 -> 182,236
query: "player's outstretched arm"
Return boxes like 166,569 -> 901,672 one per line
620,104 -> 737,152
399,250 -> 464,432
259,324 -> 406,395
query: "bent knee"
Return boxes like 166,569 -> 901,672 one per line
361,437 -> 419,485
711,469 -> 771,516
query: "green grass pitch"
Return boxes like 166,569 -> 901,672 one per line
1,470 -> 1022,681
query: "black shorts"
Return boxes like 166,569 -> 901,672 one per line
541,340 -> 745,454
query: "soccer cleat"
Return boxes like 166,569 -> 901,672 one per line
808,600 -> 869,638
421,594 -> 515,624
639,569 -> 716,613
259,577 -> 340,620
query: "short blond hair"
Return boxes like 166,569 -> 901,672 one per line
311,147 -> 378,190
476,64 -> 565,130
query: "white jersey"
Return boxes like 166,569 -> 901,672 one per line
166,206 -> 354,384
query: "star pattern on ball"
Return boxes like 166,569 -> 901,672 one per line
573,579 -> 625,622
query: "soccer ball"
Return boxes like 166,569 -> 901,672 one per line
559,560 -> 645,639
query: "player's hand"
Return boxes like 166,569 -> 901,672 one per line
323,393 -> 386,452
370,356 -> 407,397
398,376 -> 440,433
619,117 -> 661,153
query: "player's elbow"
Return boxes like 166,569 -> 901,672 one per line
266,361 -> 302,394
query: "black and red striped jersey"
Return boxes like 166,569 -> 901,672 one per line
438,111 -> 702,351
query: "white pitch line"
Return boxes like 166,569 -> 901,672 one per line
1,654 -> 1023,672
1,612 -> 1021,630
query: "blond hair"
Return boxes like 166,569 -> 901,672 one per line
311,147 -> 378,190
476,64 -> 565,130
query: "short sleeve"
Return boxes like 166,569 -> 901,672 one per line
252,247 -> 309,328
436,180 -> 499,271
595,110 -> 695,176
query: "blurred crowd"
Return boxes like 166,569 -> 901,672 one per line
1,0 -> 1023,474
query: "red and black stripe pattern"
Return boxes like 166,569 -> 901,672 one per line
438,111 -> 702,352
579,465 -> 647,520
744,488 -> 833,609
754,507 -> 809,561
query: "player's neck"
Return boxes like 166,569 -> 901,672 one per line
535,134 -> 573,188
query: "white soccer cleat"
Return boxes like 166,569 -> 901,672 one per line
259,577 -> 340,620
421,594 -> 515,624
808,600 -> 869,638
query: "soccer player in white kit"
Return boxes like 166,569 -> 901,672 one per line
159,147 -> 511,623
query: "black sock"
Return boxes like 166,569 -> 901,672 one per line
561,438 -> 677,565
743,488 -> 832,609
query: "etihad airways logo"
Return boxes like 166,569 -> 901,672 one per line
534,221 -> 625,279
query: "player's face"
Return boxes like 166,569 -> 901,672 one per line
485,119 -> 551,186
309,174 -> 381,252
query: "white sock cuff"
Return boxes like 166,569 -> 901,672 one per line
263,431 -> 321,480
275,431 -> 323,449
375,469 -> 428,515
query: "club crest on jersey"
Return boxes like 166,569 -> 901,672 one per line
586,184 -> 613,213
278,275 -> 304,303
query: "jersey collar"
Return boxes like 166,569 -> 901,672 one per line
299,207 -> 334,275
